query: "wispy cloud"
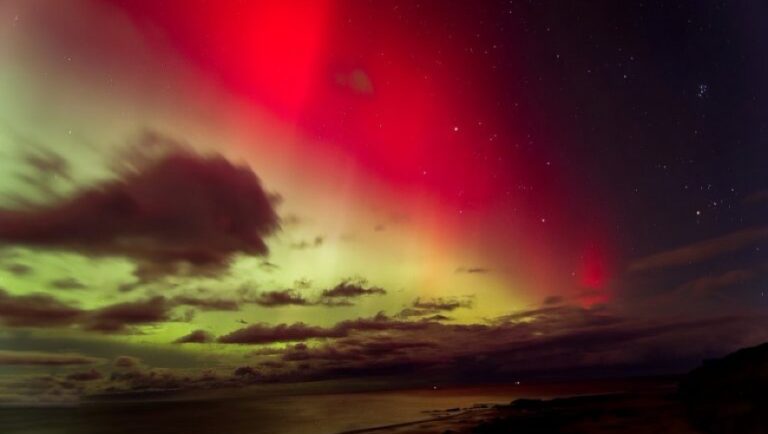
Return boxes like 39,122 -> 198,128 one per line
456,266 -> 491,274
0,350 -> 102,366
629,227 -> 768,272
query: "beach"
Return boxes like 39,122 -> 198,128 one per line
0,379 -> 674,434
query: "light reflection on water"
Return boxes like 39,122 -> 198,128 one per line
0,381 -> 649,434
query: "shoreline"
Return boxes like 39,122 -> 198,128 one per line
340,390 -> 696,434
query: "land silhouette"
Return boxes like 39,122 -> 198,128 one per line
349,342 -> 768,434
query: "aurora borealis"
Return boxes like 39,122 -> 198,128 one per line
1,0 -> 768,406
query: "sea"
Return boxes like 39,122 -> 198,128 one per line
0,379 -> 671,434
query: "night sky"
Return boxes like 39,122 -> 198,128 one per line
0,0 -> 767,403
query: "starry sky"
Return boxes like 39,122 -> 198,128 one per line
0,0 -> 767,403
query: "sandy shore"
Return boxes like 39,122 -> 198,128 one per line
342,391 -> 700,434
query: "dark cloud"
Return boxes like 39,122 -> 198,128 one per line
218,312 -> 431,345
0,290 -> 207,333
249,290 -> 309,307
106,367 -> 225,394
23,150 -> 71,181
171,295 -> 239,311
629,227 -> 768,272
117,282 -> 140,293
676,269 -> 758,295
290,235 -> 324,250
543,295 -> 564,305
49,277 -> 88,290
259,260 -> 280,272
84,296 -> 171,333
66,369 -> 103,381
334,312 -> 431,334
474,315 -> 759,379
396,297 -> 473,319
86,362 -> 274,400
4,263 -> 32,276
174,329 -> 213,344
0,350 -> 101,366
282,336 -> 435,363
281,214 -> 301,226
423,314 -> 452,322
493,304 -> 621,329
294,278 -> 312,290
395,308 -> 432,318
233,366 -> 260,378
0,139 -> 281,280
221,305 -> 607,379
456,266 -> 491,274
413,297 -> 473,311
218,322 -> 333,344
113,356 -> 141,369
317,299 -> 355,307
258,360 -> 285,369
244,279 -> 387,308
0,288 -> 83,327
13,148 -> 73,201
320,280 -> 386,298
298,309 -> 764,383
6,305 -> 768,402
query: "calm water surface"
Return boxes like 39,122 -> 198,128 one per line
0,380 -> 659,434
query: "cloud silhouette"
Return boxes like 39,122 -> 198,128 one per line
218,312 -> 432,345
0,350 -> 102,366
50,277 -> 88,290
456,266 -> 491,274
248,290 -> 310,307
219,322 -> 333,344
629,227 -> 768,272
4,263 -> 32,276
0,137 -> 281,280
174,329 -> 213,344
396,296 -> 474,318
84,296 -> 171,333
290,236 -> 324,250
172,295 -> 240,311
0,288 -> 83,327
320,280 -> 386,298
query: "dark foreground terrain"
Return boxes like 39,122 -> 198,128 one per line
352,343 -> 768,434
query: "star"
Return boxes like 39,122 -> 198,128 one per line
696,83 -> 709,99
